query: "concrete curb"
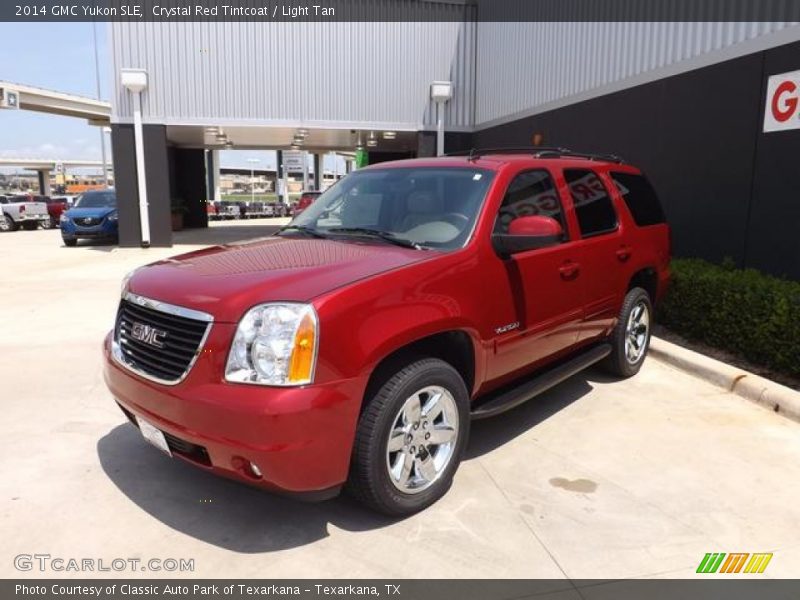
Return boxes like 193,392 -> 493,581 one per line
650,336 -> 800,423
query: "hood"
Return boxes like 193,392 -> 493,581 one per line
127,236 -> 433,323
66,206 -> 116,219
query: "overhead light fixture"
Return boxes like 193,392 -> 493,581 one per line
290,144 -> 299,150
383,131 -> 396,139
224,142 -> 233,149
297,128 -> 309,135
205,126 -> 218,133
216,133 -> 227,142
367,139 -> 377,147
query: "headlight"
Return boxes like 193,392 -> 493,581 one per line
107,210 -> 118,221
225,303 -> 318,386
59,213 -> 69,223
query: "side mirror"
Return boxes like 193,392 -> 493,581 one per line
492,215 -> 564,259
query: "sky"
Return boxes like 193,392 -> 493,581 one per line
0,23 -> 340,175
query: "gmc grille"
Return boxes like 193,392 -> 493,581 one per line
114,297 -> 211,383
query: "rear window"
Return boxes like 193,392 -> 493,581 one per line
610,172 -> 666,227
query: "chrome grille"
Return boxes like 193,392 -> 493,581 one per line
113,294 -> 212,384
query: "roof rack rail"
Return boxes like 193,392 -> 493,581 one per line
445,147 -> 625,164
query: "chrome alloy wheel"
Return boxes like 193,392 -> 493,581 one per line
625,301 -> 650,364
386,385 -> 459,494
0,216 -> 9,232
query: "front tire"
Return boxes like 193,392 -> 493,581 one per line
604,287 -> 653,378
347,358 -> 470,516
63,238 -> 77,247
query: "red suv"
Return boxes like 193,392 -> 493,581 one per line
104,149 -> 670,515
292,190 -> 321,216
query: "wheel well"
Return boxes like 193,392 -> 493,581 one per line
629,267 -> 658,303
363,331 -> 475,408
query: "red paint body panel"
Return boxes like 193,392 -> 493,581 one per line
104,154 -> 671,494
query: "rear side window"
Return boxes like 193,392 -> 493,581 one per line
610,172 -> 666,227
564,169 -> 617,238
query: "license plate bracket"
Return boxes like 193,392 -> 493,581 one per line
135,416 -> 172,457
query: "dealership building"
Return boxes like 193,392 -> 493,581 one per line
109,14 -> 800,279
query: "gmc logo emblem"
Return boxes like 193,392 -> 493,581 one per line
130,322 -> 167,348
763,70 -> 800,132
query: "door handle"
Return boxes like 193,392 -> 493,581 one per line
616,246 -> 632,262
559,261 -> 580,280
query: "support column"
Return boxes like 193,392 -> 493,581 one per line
37,170 -> 52,196
110,124 -> 172,247
276,150 -> 287,205
302,151 -> 309,191
206,149 -> 221,202
170,148 -> 209,229
313,153 -> 322,190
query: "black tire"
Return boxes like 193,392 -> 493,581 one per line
63,238 -> 78,247
603,287 -> 653,378
347,357 -> 470,516
42,217 -> 56,229
3,215 -> 18,232
22,222 -> 39,231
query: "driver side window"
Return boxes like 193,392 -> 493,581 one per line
494,170 -> 566,237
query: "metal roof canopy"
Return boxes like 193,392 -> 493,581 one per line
166,125 -> 417,153
0,81 -> 110,124
0,158 -> 104,170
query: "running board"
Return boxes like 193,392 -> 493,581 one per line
470,343 -> 612,420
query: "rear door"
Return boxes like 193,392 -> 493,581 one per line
559,168 -> 631,342
487,169 -> 584,380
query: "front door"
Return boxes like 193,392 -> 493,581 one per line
487,169 -> 584,381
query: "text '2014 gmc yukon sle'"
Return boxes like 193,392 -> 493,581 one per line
104,150 -> 670,515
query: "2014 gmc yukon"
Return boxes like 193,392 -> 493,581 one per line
104,149 -> 670,515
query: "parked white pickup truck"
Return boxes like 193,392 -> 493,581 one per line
0,195 -> 50,231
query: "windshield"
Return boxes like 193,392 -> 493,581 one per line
288,167 -> 495,250
74,191 -> 116,209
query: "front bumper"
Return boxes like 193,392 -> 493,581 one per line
61,219 -> 118,240
18,214 -> 49,223
102,330 -> 365,496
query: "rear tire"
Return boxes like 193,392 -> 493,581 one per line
347,358 -> 470,516
2,215 -> 18,232
603,287 -> 652,378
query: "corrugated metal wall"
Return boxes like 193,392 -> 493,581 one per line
111,19 -> 800,131
475,21 -> 800,126
110,19 -> 476,130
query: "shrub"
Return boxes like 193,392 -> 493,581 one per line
658,258 -> 800,378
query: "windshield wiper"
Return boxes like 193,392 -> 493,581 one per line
276,225 -> 328,239
326,227 -> 423,250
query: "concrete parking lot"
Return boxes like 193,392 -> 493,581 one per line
2,221 -> 800,579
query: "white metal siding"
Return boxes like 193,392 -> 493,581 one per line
111,20 -> 476,130
476,21 -> 800,127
